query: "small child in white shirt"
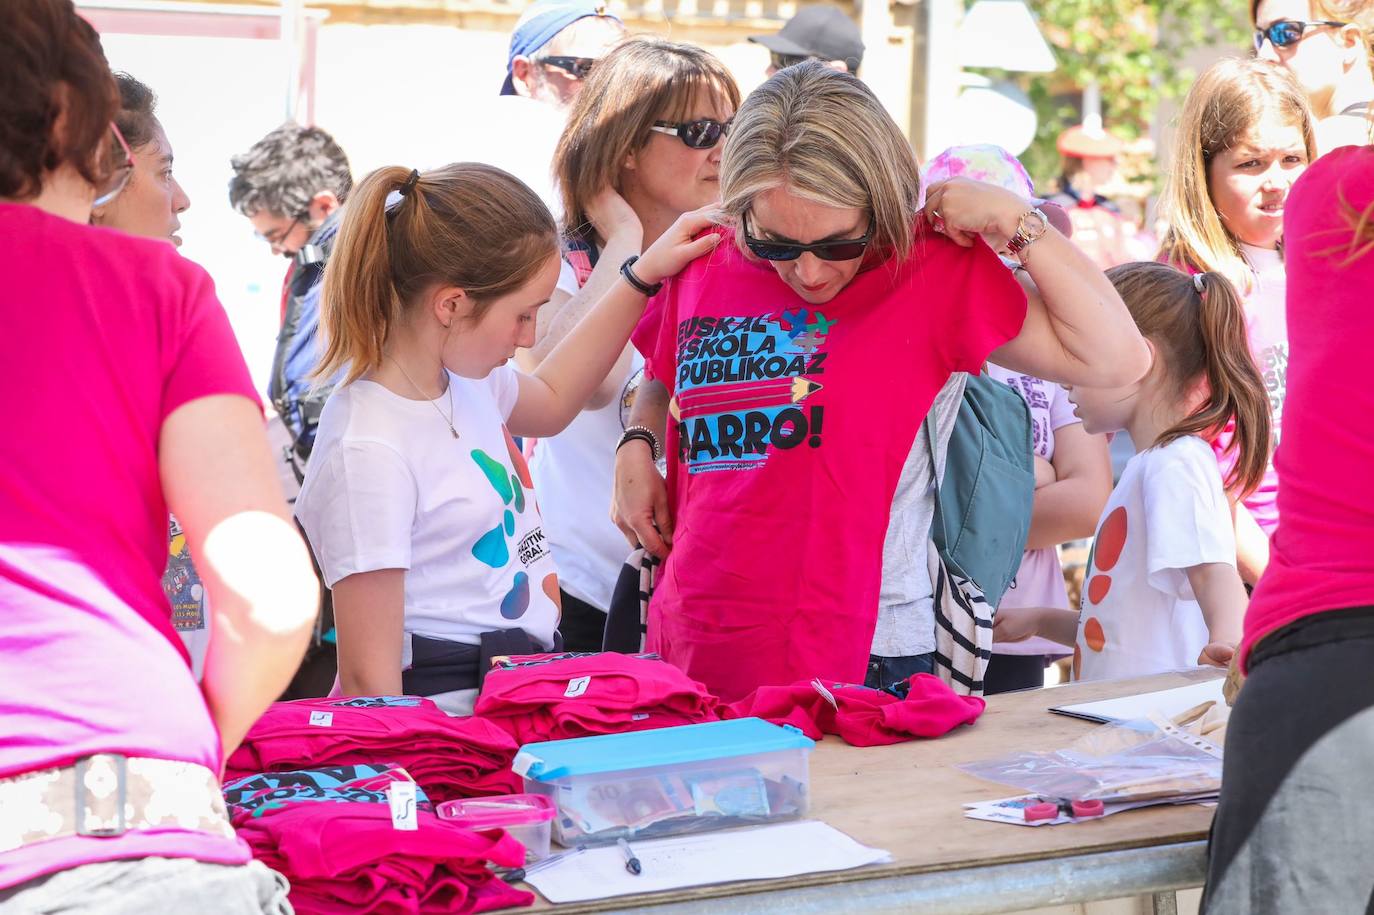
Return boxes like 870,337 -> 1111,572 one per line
994,262 -> 1271,680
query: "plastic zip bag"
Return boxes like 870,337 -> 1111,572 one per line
958,713 -> 1222,804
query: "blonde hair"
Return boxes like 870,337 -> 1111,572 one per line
719,60 -> 923,259
1251,0 -> 1374,75
1157,58 -> 1317,293
555,38 -> 740,239
318,163 -> 558,385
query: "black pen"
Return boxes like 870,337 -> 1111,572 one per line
617,838 -> 642,876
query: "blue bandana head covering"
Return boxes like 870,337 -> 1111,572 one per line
501,0 -> 621,95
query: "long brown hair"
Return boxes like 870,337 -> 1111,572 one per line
1106,262 -> 1272,498
0,0 -> 119,199
1157,58 -> 1316,294
554,38 -> 739,240
318,163 -> 558,385
719,61 -> 924,260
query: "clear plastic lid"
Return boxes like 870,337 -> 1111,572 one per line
436,793 -> 556,827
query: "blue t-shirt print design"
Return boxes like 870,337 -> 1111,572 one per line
674,307 -> 833,474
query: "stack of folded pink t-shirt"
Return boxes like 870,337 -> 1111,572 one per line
234,796 -> 531,914
225,696 -> 521,801
725,673 -> 985,746
473,653 -> 721,744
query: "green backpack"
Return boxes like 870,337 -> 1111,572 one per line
929,371 -> 1036,608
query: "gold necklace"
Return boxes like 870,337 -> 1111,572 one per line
388,355 -> 458,439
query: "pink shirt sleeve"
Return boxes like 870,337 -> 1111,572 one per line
934,234 -> 1029,374
159,261 -> 261,420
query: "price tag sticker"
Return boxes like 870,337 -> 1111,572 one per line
308,711 -> 334,728
388,781 -> 419,831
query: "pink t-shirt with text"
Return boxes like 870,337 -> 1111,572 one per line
1211,244 -> 1287,536
0,204 -> 259,888
1244,146 -> 1374,666
634,224 -> 1027,701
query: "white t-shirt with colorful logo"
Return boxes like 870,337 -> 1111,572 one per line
296,367 -> 559,665
1075,435 -> 1235,681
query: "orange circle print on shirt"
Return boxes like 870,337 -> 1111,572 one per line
1085,506 -> 1129,606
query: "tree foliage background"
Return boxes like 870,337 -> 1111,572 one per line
1007,0 -> 1250,188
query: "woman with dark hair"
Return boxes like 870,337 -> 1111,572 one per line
0,1 -> 317,909
90,72 -> 190,246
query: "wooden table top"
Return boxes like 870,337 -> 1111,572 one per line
529,669 -> 1221,911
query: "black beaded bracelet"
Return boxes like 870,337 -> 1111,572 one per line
616,428 -> 661,461
620,256 -> 663,297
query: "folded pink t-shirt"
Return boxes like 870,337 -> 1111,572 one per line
726,673 -> 985,746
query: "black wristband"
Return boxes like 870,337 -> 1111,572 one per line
620,256 -> 663,297
616,428 -> 661,461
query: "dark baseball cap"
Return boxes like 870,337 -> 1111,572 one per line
750,5 -> 864,72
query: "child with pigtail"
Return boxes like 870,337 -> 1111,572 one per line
994,262 -> 1271,680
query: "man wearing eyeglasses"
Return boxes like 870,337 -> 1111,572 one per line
1251,0 -> 1374,154
749,4 -> 865,78
228,123 -> 353,483
501,0 -> 625,108
225,122 -> 354,698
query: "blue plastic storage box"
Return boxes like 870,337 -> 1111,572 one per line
512,718 -> 815,845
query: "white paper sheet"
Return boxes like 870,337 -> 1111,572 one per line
525,820 -> 891,903
1049,678 -> 1225,724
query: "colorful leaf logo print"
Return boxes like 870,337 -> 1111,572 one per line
468,427 -> 536,619
1080,506 -> 1128,661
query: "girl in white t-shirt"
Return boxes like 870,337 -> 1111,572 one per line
1157,58 -> 1317,584
994,262 -> 1272,681
295,163 -> 717,713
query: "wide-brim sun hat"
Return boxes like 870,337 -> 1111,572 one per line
1056,124 -> 1125,159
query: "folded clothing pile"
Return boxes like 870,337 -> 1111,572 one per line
229,782 -> 531,914
223,763 -> 433,825
726,673 -> 986,746
225,696 -> 521,801
473,653 -> 721,744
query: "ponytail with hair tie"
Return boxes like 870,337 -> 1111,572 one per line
1106,263 -> 1272,499
315,162 -> 559,387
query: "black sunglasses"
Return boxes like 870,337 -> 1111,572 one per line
537,55 -> 596,79
769,51 -> 812,71
742,213 -> 871,262
649,118 -> 731,149
1254,19 -> 1347,50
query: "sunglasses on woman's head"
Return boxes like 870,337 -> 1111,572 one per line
649,118 -> 731,149
93,122 -> 135,208
538,56 -> 596,79
1253,19 -> 1347,50
742,213 -> 871,262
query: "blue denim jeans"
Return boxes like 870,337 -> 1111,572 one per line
864,652 -> 935,689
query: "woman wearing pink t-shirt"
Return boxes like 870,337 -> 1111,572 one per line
0,1 -> 318,909
1158,58 -> 1317,584
614,62 -> 1150,702
1202,147 -> 1374,914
